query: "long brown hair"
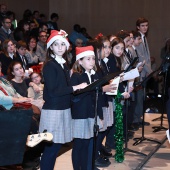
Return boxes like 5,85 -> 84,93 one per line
2,39 -> 16,58
7,61 -> 23,81
111,37 -> 125,69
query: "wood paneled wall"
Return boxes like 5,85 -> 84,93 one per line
2,0 -> 170,64
1,0 -> 49,21
49,0 -> 170,64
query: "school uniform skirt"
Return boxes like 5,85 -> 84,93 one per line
39,108 -> 72,144
72,116 -> 103,139
106,101 -> 114,127
99,107 -> 108,132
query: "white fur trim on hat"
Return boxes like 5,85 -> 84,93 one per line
47,35 -> 70,50
76,51 -> 95,61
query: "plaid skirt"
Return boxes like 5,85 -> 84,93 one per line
100,107 -> 108,132
39,108 -> 72,144
72,116 -> 103,139
106,101 -> 114,127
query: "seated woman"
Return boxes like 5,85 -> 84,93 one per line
7,61 -> 29,97
25,36 -> 39,67
0,79 -> 31,110
7,61 -> 43,110
0,39 -> 16,76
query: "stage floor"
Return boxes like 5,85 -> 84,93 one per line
0,113 -> 169,170
54,113 -> 170,170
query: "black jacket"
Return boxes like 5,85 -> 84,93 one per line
42,57 -> 73,110
70,71 -> 103,120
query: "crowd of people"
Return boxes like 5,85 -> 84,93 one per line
0,3 -> 169,170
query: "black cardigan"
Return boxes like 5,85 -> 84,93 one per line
42,58 -> 73,110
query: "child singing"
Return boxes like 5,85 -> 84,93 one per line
70,46 -> 103,170
39,30 -> 86,170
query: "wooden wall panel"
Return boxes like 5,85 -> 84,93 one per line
0,0 -> 49,20
2,0 -> 170,64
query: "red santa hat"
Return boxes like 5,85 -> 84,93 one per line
76,46 -> 95,61
47,30 -> 70,50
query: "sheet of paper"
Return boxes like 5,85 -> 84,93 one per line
106,76 -> 120,95
166,129 -> 170,143
136,62 -> 143,68
136,60 -> 145,68
123,68 -> 139,81
125,79 -> 134,92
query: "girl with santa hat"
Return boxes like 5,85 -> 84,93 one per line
39,30 -> 86,170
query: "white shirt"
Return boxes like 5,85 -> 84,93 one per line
51,54 -> 66,68
85,69 -> 95,84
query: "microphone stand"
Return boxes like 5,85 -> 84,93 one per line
152,63 -> 170,132
122,57 -> 148,153
133,71 -> 161,146
123,83 -> 146,156
92,87 -> 99,170
152,60 -> 169,122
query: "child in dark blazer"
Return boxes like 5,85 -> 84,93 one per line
70,46 -> 103,170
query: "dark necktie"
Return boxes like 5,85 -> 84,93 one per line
135,49 -> 139,62
125,50 -> 132,63
22,56 -> 27,70
143,36 -> 148,53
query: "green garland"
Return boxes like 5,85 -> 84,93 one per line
114,90 -> 124,163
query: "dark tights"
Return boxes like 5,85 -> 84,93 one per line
40,143 -> 62,170
72,138 -> 92,170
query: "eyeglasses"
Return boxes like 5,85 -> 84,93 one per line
39,35 -> 47,37
31,75 -> 40,80
4,22 -> 11,24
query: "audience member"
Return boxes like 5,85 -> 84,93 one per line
69,24 -> 87,46
13,20 -> 30,41
15,40 -> 29,70
0,16 -> 15,43
0,4 -> 7,27
25,36 -> 39,66
36,31 -> 47,62
47,13 -> 59,31
28,72 -> 44,100
0,39 -> 16,75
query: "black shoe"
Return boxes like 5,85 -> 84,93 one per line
139,121 -> 150,127
100,148 -> 112,158
127,131 -> 134,139
102,144 -> 112,152
95,156 -> 111,167
128,124 -> 139,131
132,123 -> 140,130
94,166 -> 100,170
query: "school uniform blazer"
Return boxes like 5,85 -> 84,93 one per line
100,59 -> 112,104
107,54 -> 124,93
70,72 -> 103,120
107,53 -> 119,73
42,58 -> 73,110
136,33 -> 152,80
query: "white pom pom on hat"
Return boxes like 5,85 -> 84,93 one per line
47,30 -> 70,50
76,46 -> 95,61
